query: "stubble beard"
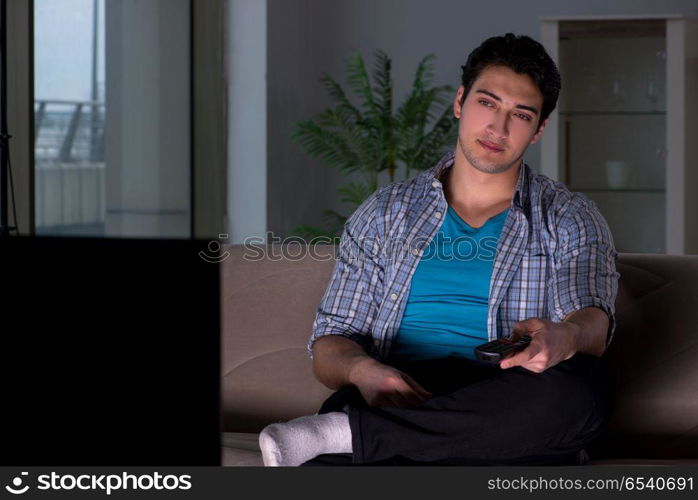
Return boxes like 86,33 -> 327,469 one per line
460,139 -> 521,175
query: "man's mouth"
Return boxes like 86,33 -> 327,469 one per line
478,140 -> 505,152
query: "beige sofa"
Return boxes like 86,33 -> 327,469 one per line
220,244 -> 698,466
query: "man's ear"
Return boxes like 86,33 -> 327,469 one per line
453,86 -> 465,119
529,118 -> 549,145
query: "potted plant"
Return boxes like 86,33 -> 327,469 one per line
290,50 -> 457,242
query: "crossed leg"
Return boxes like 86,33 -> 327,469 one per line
302,353 -> 613,466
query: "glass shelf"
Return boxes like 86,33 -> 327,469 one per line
560,111 -> 665,116
571,187 -> 665,193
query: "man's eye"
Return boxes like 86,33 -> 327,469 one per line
479,99 -> 493,107
516,113 -> 532,121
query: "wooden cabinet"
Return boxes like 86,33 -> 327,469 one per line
541,16 -> 698,254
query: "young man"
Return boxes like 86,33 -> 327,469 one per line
260,33 -> 619,466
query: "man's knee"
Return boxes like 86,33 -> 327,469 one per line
497,354 -> 611,425
533,353 -> 613,432
551,353 -> 613,404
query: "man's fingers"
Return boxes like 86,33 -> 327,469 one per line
510,325 -> 526,340
511,319 -> 533,336
387,391 -> 411,408
393,375 -> 430,406
511,318 -> 546,339
500,344 -> 539,369
396,388 -> 425,407
400,373 -> 432,400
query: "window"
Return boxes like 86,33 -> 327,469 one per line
34,0 -> 191,238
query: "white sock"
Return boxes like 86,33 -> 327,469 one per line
258,412 -> 352,466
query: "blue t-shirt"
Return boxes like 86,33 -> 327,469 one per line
390,205 -> 509,362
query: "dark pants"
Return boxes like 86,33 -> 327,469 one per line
301,353 -> 614,466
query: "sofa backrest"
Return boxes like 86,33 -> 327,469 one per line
594,253 -> 698,459
221,244 -> 335,433
221,244 -> 698,459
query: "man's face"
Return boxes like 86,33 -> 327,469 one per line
454,64 -> 548,175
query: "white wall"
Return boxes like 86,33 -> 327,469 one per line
254,0 -> 698,238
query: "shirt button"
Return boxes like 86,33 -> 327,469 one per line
411,248 -> 419,256
432,181 -> 440,188
374,339 -> 380,347
390,293 -> 398,300
434,211 -> 442,219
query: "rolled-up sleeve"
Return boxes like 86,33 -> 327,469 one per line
307,192 -> 385,359
548,196 -> 620,347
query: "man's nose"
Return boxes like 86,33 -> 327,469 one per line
487,112 -> 509,140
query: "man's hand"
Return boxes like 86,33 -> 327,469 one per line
348,357 -> 432,407
499,318 -> 580,373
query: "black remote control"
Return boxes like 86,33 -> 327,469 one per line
474,336 -> 532,364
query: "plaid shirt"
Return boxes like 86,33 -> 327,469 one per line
308,151 -> 619,360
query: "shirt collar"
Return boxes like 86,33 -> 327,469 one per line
422,150 -> 530,210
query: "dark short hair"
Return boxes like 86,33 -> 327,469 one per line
460,33 -> 561,128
